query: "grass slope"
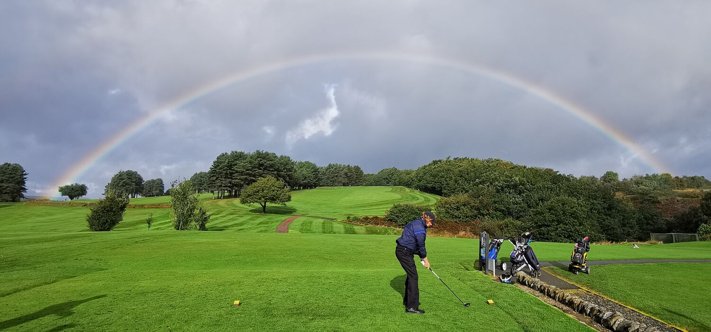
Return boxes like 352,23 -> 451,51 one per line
555,263 -> 711,332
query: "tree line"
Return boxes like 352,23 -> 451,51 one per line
3,154 -> 711,241
202,150 -> 364,198
405,158 -> 711,242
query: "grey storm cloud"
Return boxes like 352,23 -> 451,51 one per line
1,0 -> 710,198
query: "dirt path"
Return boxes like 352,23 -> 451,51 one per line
276,215 -> 300,233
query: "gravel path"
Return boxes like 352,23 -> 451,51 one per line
275,215 -> 300,233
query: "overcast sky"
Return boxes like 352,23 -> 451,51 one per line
2,1 -> 710,198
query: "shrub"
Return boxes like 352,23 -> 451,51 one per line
194,207 -> 209,231
87,192 -> 129,231
146,213 -> 153,230
385,203 -> 428,226
698,223 -> 711,241
170,180 -> 210,230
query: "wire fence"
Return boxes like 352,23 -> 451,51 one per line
650,232 -> 699,243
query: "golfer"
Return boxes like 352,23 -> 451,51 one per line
395,211 -> 435,314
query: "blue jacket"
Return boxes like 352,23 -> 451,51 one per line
396,218 -> 428,258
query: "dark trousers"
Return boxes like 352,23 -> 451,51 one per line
395,245 -> 419,309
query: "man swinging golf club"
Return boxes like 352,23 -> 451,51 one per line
395,211 -> 435,314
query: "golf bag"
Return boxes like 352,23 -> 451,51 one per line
568,236 -> 590,274
487,238 -> 504,261
507,232 -> 541,278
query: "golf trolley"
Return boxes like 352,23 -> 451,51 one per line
503,232 -> 541,278
569,236 -> 590,275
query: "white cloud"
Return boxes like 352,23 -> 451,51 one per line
285,85 -> 340,147
262,126 -> 275,140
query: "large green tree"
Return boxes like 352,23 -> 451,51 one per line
525,196 -> 598,242
240,176 -> 291,213
343,165 -> 364,186
105,170 -> 144,198
435,192 -> 496,221
189,171 -> 210,193
208,150 -> 296,198
369,167 -> 414,187
0,163 -> 28,202
142,178 -> 164,197
318,163 -> 364,186
208,152 -> 242,198
58,183 -> 88,200
294,161 -> 320,189
246,150 -> 296,187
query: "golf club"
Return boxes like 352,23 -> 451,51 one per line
422,261 -> 471,307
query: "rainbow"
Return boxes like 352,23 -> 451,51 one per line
46,51 -> 671,198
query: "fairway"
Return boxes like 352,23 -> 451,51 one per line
0,187 -> 592,331
0,232 -> 590,331
1,187 -> 709,331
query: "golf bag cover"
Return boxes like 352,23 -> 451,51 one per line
510,248 -> 524,264
572,250 -> 585,264
524,246 -> 540,270
571,238 -> 590,264
487,239 -> 502,260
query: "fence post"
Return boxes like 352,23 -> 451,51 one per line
479,231 -> 489,272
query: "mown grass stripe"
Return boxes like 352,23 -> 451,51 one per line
299,219 -> 313,233
343,223 -> 356,234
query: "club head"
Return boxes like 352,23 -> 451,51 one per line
463,303 -> 470,307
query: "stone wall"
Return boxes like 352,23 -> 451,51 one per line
514,272 -> 662,332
